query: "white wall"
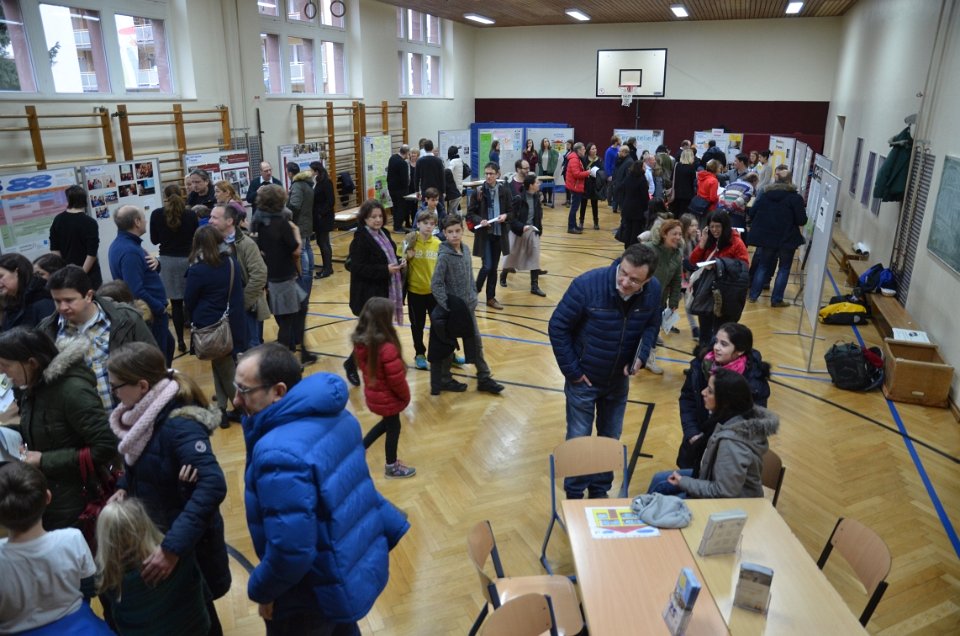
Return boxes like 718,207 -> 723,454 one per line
827,0 -> 960,396
472,18 -> 843,101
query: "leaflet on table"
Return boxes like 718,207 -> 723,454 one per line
585,507 -> 660,539
0,167 -> 77,261
662,567 -> 701,635
733,562 -> 774,614
892,328 -> 930,343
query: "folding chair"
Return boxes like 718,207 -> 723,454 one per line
816,517 -> 892,626
761,449 -> 786,508
539,436 -> 628,574
477,593 -> 559,636
467,521 -> 584,636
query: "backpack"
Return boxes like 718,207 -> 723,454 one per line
824,342 -> 884,391
560,153 -> 570,179
818,301 -> 870,325
858,263 -> 896,292
462,161 -> 472,180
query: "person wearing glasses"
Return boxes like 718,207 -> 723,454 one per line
232,343 -> 409,634
548,243 -> 662,499
105,341 -> 230,635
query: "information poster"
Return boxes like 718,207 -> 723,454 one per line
438,129 -> 471,167
585,507 -> 660,539
769,136 -> 796,171
614,129 -> 664,157
0,168 -> 78,261
478,127 -> 523,173
694,131 -> 743,167
278,142 -> 327,190
362,134 -> 393,208
523,127 -> 574,189
792,141 -> 810,191
184,151 -> 251,198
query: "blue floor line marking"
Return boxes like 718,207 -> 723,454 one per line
826,269 -> 960,559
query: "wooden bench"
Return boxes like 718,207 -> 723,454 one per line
869,293 -> 918,341
830,225 -> 867,273
847,259 -> 873,287
334,205 -> 360,230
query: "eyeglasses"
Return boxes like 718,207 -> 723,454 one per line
109,381 -> 131,394
617,264 -> 647,288
233,382 -> 270,396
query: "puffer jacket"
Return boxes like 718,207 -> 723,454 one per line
243,373 -> 409,622
14,338 -> 117,530
355,342 -> 410,417
678,406 -> 780,499
287,171 -> 315,237
696,169 -> 720,210
564,151 -> 588,194
116,402 -> 231,599
689,229 -> 750,265
746,182 -> 808,249
548,259 -> 662,385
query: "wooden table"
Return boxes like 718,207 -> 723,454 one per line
562,499 -> 729,635
463,179 -> 484,188
682,499 -> 867,635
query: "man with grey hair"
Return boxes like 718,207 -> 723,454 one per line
108,204 -> 172,362
387,144 -> 412,232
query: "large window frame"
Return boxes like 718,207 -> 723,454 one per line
396,7 -> 441,98
258,0 -> 348,98
0,0 -> 176,99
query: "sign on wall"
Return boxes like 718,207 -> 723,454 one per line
184,151 -> 251,198
614,129 -> 664,157
0,168 -> 78,261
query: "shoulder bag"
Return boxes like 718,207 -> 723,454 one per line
78,447 -> 121,555
192,259 -> 235,360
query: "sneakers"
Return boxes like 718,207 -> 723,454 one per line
414,354 -> 428,370
453,354 -> 466,367
431,379 -> 468,395
487,298 -> 503,310
645,359 -> 664,375
385,460 -> 416,479
477,378 -> 505,394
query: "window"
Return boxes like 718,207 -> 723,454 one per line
39,4 -> 108,93
115,14 -> 170,93
397,8 -> 442,97
257,0 -> 346,96
0,0 -> 36,92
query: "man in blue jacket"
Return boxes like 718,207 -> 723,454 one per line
548,244 -> 662,499
234,343 -> 409,634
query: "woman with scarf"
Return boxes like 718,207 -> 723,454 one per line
344,199 -> 405,386
106,342 -> 229,636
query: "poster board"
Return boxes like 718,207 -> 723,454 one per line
525,127 -> 575,189
800,144 -> 815,198
799,154 -> 833,264
82,159 -> 163,283
802,168 -> 841,333
927,155 -> 960,276
0,168 -> 78,261
438,129 -> 471,169
769,136 -> 796,171
694,131 -> 743,167
477,127 -> 523,174
362,134 -> 393,208
184,151 -> 251,199
278,142 -> 327,190
614,129 -> 664,157
792,141 -> 810,191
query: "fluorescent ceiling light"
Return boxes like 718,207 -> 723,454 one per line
464,13 -> 495,25
565,9 -> 591,21
786,2 -> 804,14
670,5 -> 689,18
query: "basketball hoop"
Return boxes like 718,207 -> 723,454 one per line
619,84 -> 638,107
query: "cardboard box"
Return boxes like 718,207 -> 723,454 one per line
882,339 -> 953,407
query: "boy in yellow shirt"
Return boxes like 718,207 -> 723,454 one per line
401,207 -> 441,369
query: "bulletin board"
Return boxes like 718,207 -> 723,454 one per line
362,134 -> 393,208
614,129 -> 664,157
792,141 -> 810,191
438,129 -> 471,167
694,131 -> 743,166
0,168 -> 78,261
927,155 -> 960,276
278,142 -> 327,190
769,136 -> 796,171
184,151 -> 251,199
525,127 -> 574,187
470,122 -> 568,178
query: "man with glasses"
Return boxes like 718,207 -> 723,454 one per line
548,244 -> 661,499
467,162 -> 514,310
234,343 -> 409,635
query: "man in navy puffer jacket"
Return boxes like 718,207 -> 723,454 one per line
549,244 -> 662,498
235,343 -> 409,634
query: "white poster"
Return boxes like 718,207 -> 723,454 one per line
278,142 -> 327,190
769,136 -> 796,171
184,151 -> 251,198
0,168 -> 78,261
614,129 -> 664,157
693,131 -> 743,166
362,134 -> 393,208
438,129 -> 471,167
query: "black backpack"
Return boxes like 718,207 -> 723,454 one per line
824,342 -> 884,391
462,162 -> 472,180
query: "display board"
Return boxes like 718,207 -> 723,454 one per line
278,142 -> 327,189
799,154 -> 832,264
184,151 -> 251,199
438,129 -> 471,168
769,136 -> 796,170
362,134 -> 393,208
0,168 -> 78,261
800,143 -> 815,198
525,127 -> 575,188
694,130 -> 743,167
792,141 -> 810,190
802,168 -> 841,333
927,155 -> 960,276
614,129 -> 664,157
478,127 -> 523,173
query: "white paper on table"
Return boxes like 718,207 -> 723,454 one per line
892,328 -> 930,343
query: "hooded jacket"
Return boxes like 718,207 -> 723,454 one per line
564,151 -> 588,194
643,224 -> 682,310
678,406 -> 780,499
287,171 -> 315,237
243,373 -> 409,622
696,169 -> 720,210
355,342 -> 411,417
746,182 -> 808,250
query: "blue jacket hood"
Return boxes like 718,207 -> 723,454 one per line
244,372 -> 349,452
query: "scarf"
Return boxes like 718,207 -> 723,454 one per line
109,378 -> 180,465
368,227 -> 404,324
702,350 -> 748,377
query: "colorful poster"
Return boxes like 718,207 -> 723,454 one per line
479,127 -> 523,173
585,507 -> 660,539
768,136 -> 796,172
278,142 -> 327,190
614,129 -> 665,157
694,131 -> 743,167
184,151 -> 251,198
0,168 -> 78,261
362,134 -> 393,208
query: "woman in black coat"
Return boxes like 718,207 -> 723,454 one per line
311,162 -> 335,279
0,253 -> 54,331
107,342 -> 230,635
617,161 -> 650,247
671,148 -> 698,216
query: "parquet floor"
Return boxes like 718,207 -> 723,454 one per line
175,200 -> 960,635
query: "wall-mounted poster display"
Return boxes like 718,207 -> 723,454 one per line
438,129 -> 470,166
362,134 -> 393,208
768,136 -> 796,172
184,151 -> 251,198
278,142 -> 327,189
0,168 -> 78,261
614,129 -> 664,158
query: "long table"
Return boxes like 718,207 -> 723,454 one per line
563,498 -> 866,635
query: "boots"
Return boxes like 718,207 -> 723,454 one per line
531,271 -> 546,297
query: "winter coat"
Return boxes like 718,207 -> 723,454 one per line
355,342 -> 410,417
108,231 -> 168,316
677,406 -> 780,499
673,163 -> 697,200
116,402 -> 230,599
467,183 -> 514,258
313,174 -> 336,233
431,240 -> 476,311
746,182 -> 808,250
0,276 -> 54,331
613,156 -> 636,202
287,171 -> 315,237
232,230 -> 271,320
242,373 -> 410,622
701,146 -> 727,170
677,351 -> 771,470
689,229 -> 750,265
564,151 -> 588,194
548,259 -> 662,386
184,255 -> 247,355
643,234 -> 682,310
873,126 -> 912,202
583,155 -> 602,198
620,169 -> 650,222
348,226 -> 396,316
14,338 -> 117,530
696,170 -> 720,210
510,192 -> 543,236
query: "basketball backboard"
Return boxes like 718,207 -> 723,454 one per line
596,49 -> 667,98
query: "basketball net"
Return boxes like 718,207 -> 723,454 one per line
620,85 -> 637,107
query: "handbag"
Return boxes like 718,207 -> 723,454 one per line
191,259 -> 235,360
688,195 -> 710,216
78,447 -> 121,555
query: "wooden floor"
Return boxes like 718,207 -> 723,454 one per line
176,200 -> 960,635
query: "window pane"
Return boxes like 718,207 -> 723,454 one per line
115,15 -> 171,93
286,0 -> 315,24
319,0 -> 344,28
407,9 -> 422,42
426,14 -> 440,45
288,35 -> 314,94
257,0 -> 279,17
406,51 -> 422,94
0,0 -> 36,92
396,6 -> 403,38
260,32 -> 282,94
39,4 -> 108,93
319,40 -> 344,94
425,54 -> 439,96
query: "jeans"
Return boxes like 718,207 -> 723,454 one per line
563,376 -> 629,498
567,192 -> 583,230
476,234 -> 503,301
299,238 -> 314,297
647,468 -> 693,496
750,246 -> 797,303
245,310 -> 261,350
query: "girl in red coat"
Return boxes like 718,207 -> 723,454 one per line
353,297 -> 416,478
